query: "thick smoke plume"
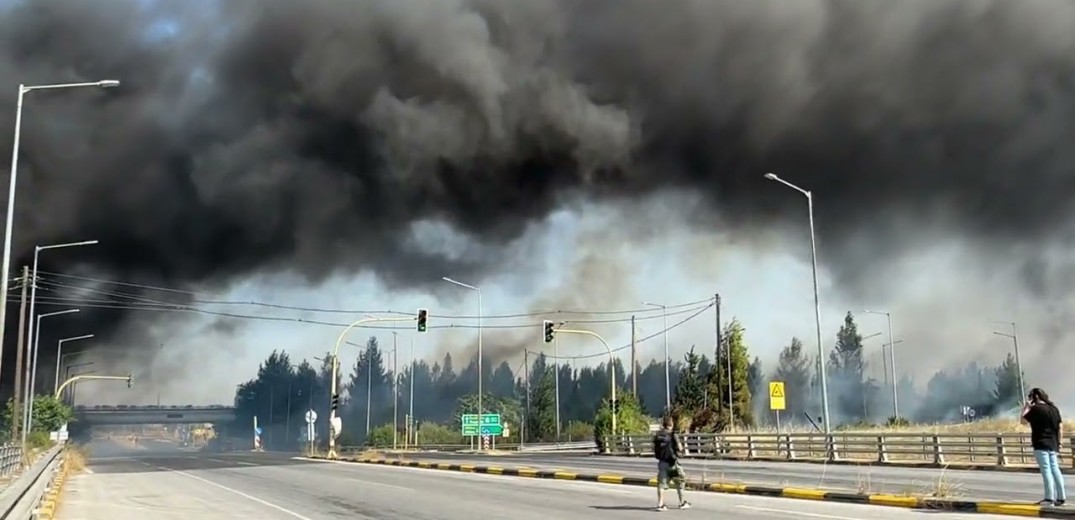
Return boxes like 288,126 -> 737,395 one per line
2,0 -> 1075,392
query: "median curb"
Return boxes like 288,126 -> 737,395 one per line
311,455 -> 1075,518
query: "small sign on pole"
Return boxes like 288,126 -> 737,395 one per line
769,381 -> 786,432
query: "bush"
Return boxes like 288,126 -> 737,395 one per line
366,423 -> 396,447
417,422 -> 463,445
886,416 -> 911,428
26,431 -> 54,451
593,391 -> 651,451
564,420 -> 594,441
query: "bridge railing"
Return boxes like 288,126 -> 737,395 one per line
604,432 -> 1075,468
0,445 -> 23,478
0,445 -> 63,519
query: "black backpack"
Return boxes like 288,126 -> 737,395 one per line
653,430 -> 677,462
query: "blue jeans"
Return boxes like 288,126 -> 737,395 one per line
1034,450 -> 1067,502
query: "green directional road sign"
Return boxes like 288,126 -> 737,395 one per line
461,413 -> 502,436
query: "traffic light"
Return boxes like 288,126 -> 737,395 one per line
331,393 -> 340,410
127,375 -> 133,388
543,320 -> 555,343
417,308 -> 428,332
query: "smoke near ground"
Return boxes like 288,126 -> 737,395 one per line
2,0 -> 1075,404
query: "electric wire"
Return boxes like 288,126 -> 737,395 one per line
34,270 -> 713,319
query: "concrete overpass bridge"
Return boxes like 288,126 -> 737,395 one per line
73,405 -> 236,426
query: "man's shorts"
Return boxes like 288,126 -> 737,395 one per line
657,460 -> 685,489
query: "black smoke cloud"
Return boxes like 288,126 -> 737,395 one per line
2,0 -> 1074,390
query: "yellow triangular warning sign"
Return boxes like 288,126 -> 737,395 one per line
769,382 -> 785,398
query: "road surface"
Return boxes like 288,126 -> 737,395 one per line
57,441 -> 1025,519
382,451 -> 1048,502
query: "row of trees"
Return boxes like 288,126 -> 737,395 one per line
233,314 -> 1025,447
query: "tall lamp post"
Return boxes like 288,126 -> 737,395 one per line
1,80 -> 119,374
991,320 -> 1027,402
862,310 -> 899,420
642,301 -> 670,410
55,334 -> 94,393
442,277 -> 483,449
764,172 -> 831,435
23,308 -> 79,444
26,240 -> 98,378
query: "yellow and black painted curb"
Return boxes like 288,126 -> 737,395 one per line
312,455 -> 1074,518
36,454 -> 71,520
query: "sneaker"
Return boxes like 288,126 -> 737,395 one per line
678,502 -> 692,510
1056,500 -> 1066,507
656,505 -> 668,512
1038,499 -> 1055,506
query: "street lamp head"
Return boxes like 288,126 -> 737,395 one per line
97,80 -> 120,88
764,173 -> 778,181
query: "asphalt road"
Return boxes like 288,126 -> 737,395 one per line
385,452 -> 1051,502
57,441 -> 1022,519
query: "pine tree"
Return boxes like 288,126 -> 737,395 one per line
827,312 -> 867,422
671,347 -> 706,430
528,363 -> 558,441
993,353 -> 1021,408
702,318 -> 754,430
773,337 -> 812,422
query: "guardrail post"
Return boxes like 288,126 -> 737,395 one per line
826,434 -> 837,462
877,435 -> 888,463
786,434 -> 796,460
931,435 -> 945,465
627,435 -> 636,455
746,435 -> 756,459
996,435 -> 1008,467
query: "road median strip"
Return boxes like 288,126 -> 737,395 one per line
310,455 -> 1075,518
36,451 -> 72,520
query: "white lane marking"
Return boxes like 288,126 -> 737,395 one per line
84,468 -> 94,474
156,465 -> 313,520
293,457 -> 635,495
736,505 -> 864,520
207,458 -> 227,463
236,461 -> 258,466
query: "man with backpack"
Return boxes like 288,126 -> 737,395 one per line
653,416 -> 691,511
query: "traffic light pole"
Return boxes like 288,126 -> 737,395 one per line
55,374 -> 131,399
328,315 -> 415,459
551,327 -> 616,436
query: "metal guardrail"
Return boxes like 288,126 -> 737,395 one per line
339,440 -> 597,453
606,432 -> 1075,468
0,445 -> 63,519
0,446 -> 23,478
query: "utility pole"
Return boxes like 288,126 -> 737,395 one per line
12,266 -> 28,440
630,315 -> 637,396
523,349 -> 530,447
408,334 -> 415,447
553,334 -> 560,440
392,332 -> 398,450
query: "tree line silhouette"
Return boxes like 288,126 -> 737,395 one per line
233,314 -> 1025,448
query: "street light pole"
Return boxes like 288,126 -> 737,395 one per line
1,80 -> 118,380
55,334 -> 94,393
23,308 -> 79,445
643,302 -> 670,411
26,240 -> 98,385
863,310 -> 899,419
409,333 -> 415,446
991,321 -> 1027,401
442,277 -> 483,450
765,172 -> 831,435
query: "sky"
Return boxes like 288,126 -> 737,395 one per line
73,195 -> 1051,409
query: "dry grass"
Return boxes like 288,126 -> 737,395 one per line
65,445 -> 90,474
